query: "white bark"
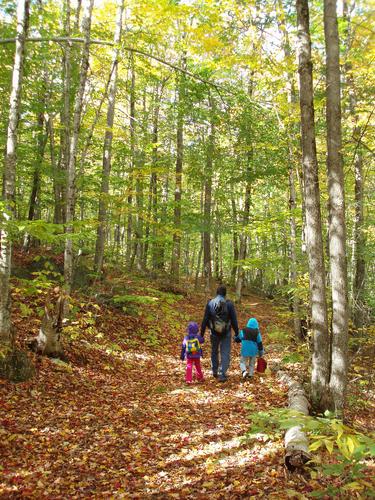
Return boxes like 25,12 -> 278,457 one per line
0,0 -> 29,343
296,0 -> 330,409
324,0 -> 349,415
64,0 -> 94,295
278,371 -> 311,471
94,0 -> 125,273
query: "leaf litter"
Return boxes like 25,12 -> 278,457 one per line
1,276 -> 374,498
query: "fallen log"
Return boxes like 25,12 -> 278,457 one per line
277,370 -> 311,471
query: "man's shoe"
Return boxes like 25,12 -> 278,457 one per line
212,372 -> 218,378
218,375 -> 227,382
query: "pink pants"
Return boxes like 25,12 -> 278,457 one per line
186,358 -> 204,382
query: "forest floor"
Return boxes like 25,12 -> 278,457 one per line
1,252 -> 375,499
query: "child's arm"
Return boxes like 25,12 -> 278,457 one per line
256,331 -> 264,356
180,340 -> 186,360
197,334 -> 204,344
234,330 -> 243,343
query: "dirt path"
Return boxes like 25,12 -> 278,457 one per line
0,291 -> 295,498
2,289 -> 373,498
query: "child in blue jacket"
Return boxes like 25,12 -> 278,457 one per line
235,317 -> 264,379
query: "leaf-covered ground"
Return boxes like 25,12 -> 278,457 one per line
1,265 -> 374,498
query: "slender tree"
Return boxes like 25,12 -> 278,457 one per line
55,0 -> 72,225
277,0 -> 302,339
0,0 -> 30,343
171,61 -> 186,280
203,95 -> 214,291
126,53 -> 136,266
343,0 -> 366,329
94,0 -> 125,273
296,0 -> 330,409
324,0 -> 349,414
64,0 -> 94,294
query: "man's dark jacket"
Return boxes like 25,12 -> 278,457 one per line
201,295 -> 239,337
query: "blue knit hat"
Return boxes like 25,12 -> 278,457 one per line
247,317 -> 259,328
187,322 -> 199,335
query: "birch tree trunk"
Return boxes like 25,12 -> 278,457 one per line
64,0 -> 94,295
94,0 -> 124,273
324,0 -> 349,414
0,0 -> 29,344
277,371 -> 311,471
296,0 -> 330,410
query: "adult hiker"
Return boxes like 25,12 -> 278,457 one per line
200,285 -> 239,382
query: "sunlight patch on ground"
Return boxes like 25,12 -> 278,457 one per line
143,439 -> 282,495
165,435 -> 244,463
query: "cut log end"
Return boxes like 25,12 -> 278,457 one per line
285,449 -> 311,472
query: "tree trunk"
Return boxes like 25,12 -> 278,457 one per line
235,80 -> 253,303
126,54 -> 136,266
324,0 -> 349,414
352,150 -> 365,328
94,0 -> 124,273
277,0 -> 302,339
24,75 -> 49,250
231,198 -> 239,283
0,0 -> 29,344
171,60 -> 185,280
64,0 -> 94,295
151,85 -> 161,271
195,235 -> 203,290
55,0 -> 72,225
203,97 -> 214,292
277,371 -> 311,471
344,0 -> 366,329
296,0 -> 330,410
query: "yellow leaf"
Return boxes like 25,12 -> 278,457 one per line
309,440 -> 324,451
206,463 -> 215,474
343,481 -> 364,491
324,439 -> 334,453
346,436 -> 356,454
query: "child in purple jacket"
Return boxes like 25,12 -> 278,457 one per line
180,322 -> 204,384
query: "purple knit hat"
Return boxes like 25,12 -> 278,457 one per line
187,322 -> 199,336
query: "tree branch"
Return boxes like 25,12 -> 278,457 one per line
0,36 -> 114,46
